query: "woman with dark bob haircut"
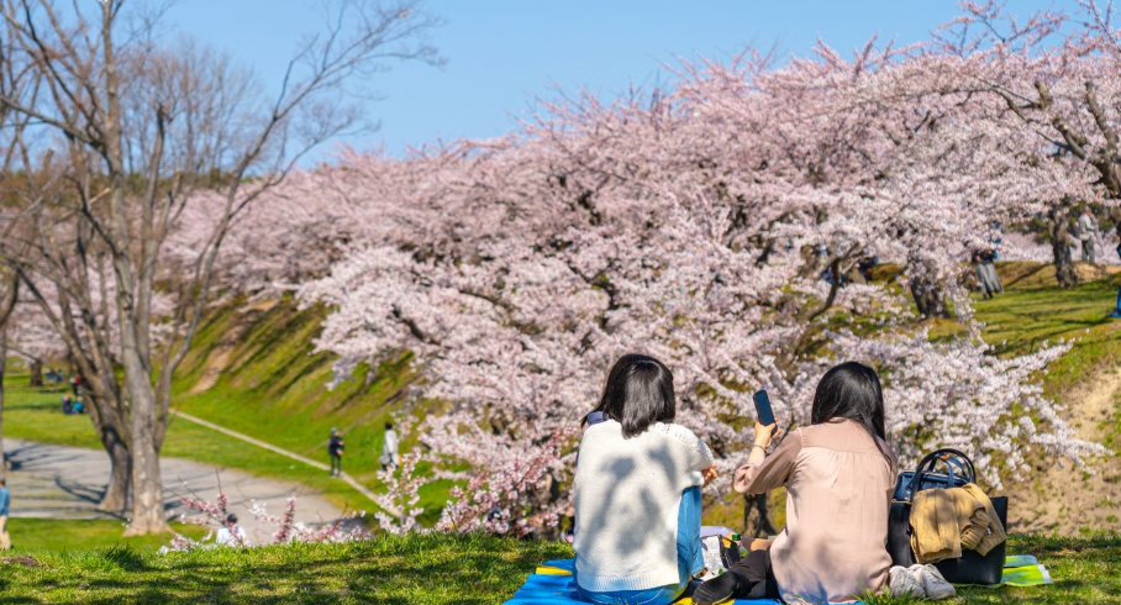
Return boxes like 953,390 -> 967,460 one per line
572,354 -> 718,605
694,361 -> 897,605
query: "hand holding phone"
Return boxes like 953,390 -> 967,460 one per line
753,389 -> 776,427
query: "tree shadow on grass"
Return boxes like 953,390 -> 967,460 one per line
4,536 -> 574,604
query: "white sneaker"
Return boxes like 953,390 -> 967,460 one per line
911,564 -> 956,600
888,565 -> 924,597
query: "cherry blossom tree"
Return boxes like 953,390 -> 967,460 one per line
921,0 -> 1121,286
293,58 -> 1102,534
160,1 -> 1114,536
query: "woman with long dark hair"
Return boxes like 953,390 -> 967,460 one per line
573,354 -> 717,605
694,362 -> 896,605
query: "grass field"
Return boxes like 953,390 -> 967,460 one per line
3,518 -> 208,554
0,378 -> 383,517
972,262 -> 1121,398
0,533 -> 1115,604
1,296 -> 451,521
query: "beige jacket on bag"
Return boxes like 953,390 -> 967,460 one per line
909,482 -> 1007,564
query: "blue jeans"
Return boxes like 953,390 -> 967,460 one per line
577,486 -> 704,605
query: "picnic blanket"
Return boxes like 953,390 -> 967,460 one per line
999,555 -> 1052,587
505,555 -> 1051,604
503,559 -> 781,605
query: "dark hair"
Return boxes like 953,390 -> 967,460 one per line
226,513 -> 238,525
385,422 -> 394,430
587,354 -> 676,438
811,361 -> 886,441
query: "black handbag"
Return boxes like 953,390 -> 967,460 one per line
887,448 -> 1008,585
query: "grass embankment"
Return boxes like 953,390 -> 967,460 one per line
170,297 -> 452,520
972,262 -> 1121,397
3,519 -> 207,554
3,295 -> 451,521
972,263 -> 1121,456
0,533 -> 1115,604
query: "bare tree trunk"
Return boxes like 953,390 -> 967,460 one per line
122,347 -> 167,534
910,277 -> 951,318
28,358 -> 42,387
97,426 -> 131,512
742,492 -> 778,538
1048,207 -> 1079,288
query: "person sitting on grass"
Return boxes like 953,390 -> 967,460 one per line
572,353 -> 718,605
0,478 -> 11,550
693,362 -> 898,605
62,395 -> 73,415
216,513 -> 248,546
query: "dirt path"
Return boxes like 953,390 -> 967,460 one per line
3,438 -> 344,543
1008,365 -> 1121,534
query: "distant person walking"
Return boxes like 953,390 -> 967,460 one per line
1078,208 -> 1100,264
972,248 -> 1002,299
380,422 -> 400,471
1111,242 -> 1121,320
216,513 -> 248,546
328,428 -> 345,477
0,478 -> 11,550
70,373 -> 82,397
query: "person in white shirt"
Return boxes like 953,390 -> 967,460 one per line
1078,208 -> 1100,264
216,513 -> 248,547
573,354 -> 717,605
380,423 -> 399,471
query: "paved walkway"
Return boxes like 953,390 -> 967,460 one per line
3,439 -> 344,543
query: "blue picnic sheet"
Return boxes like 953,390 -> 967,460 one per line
503,559 -> 784,605
505,555 -> 1051,604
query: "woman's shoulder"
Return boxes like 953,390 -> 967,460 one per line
800,419 -> 889,457
648,422 -> 703,446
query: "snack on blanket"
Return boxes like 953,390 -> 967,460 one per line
699,532 -> 745,580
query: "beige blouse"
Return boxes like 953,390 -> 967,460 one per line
733,418 -> 896,605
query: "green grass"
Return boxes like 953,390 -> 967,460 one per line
0,533 -> 1115,604
4,518 -> 208,554
0,377 -> 383,517
869,534 -> 1121,605
2,295 -> 451,523
169,296 -> 451,521
0,533 -> 571,604
970,264 -> 1121,398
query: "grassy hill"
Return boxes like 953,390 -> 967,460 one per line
169,296 -> 452,520
0,533 -> 1116,604
1,295 -> 449,522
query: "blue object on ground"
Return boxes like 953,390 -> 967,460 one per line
504,559 -> 783,605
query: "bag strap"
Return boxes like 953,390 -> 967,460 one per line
906,448 -> 976,499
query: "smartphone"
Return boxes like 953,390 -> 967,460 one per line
752,389 -> 776,426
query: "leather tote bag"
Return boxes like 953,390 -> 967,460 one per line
888,448 -> 1008,585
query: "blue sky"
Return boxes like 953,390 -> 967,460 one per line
165,1 -> 1058,161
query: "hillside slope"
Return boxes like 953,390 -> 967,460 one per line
170,296 -> 454,521
174,296 -> 415,485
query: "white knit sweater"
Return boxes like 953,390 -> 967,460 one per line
573,420 -> 714,592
